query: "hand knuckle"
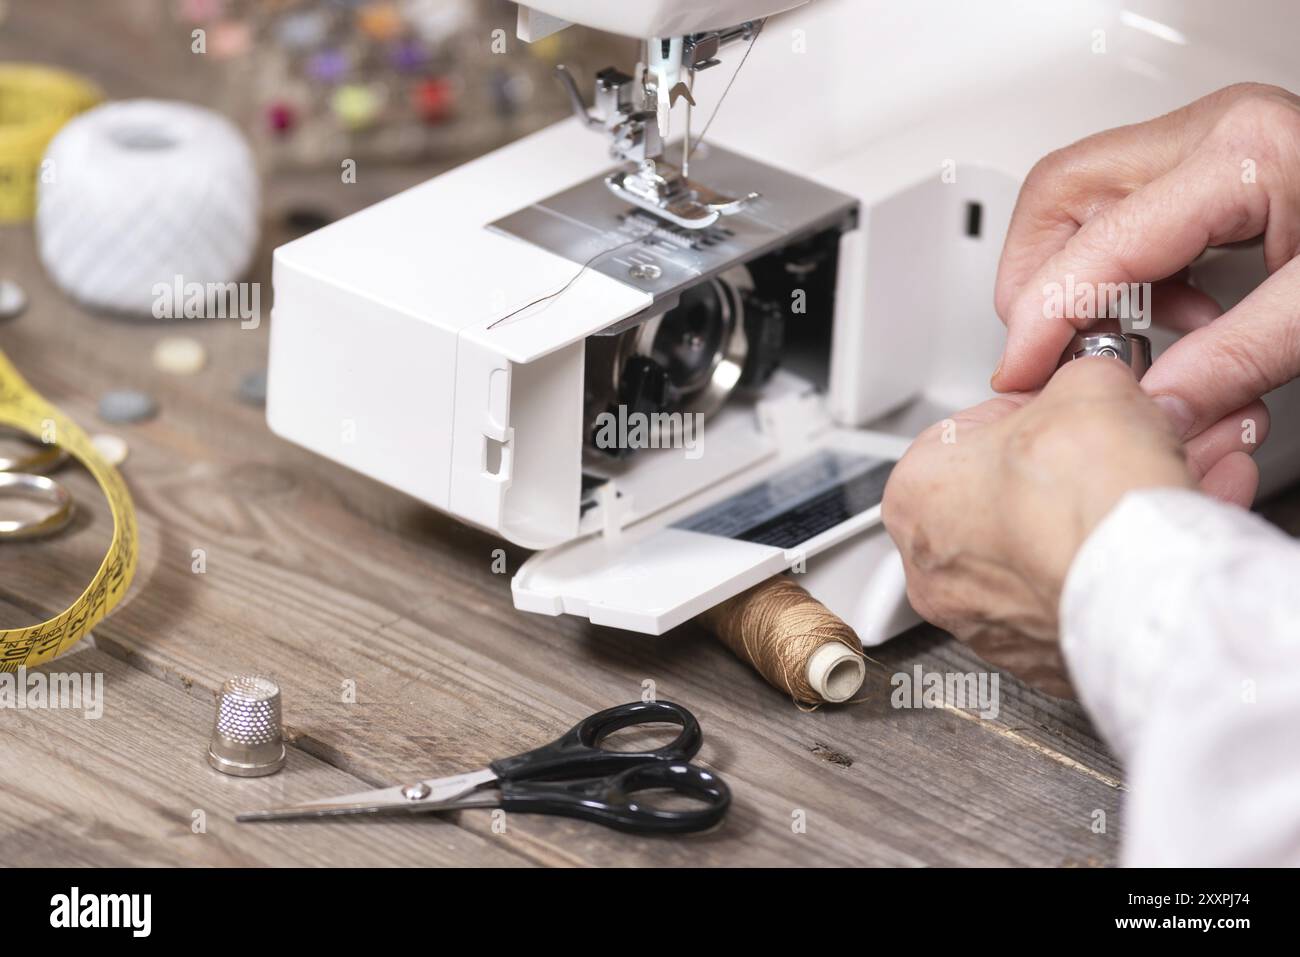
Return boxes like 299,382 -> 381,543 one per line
880,483 -> 904,534
1023,146 -> 1075,195
1006,411 -> 1080,465
1216,91 -> 1300,158
1216,81 -> 1294,107
881,461 -> 920,536
904,580 -> 935,623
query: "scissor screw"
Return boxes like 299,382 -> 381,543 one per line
401,783 -> 432,801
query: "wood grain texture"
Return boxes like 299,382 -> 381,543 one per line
0,0 -> 1234,868
0,645 -> 529,866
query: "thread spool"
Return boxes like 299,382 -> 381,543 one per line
698,576 -> 867,705
36,99 -> 259,315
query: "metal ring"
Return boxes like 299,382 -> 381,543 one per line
1066,332 -> 1152,379
0,428 -> 70,474
0,472 -> 75,541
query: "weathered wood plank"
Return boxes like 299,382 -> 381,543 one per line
1,415 -> 1125,866
0,647 -> 531,866
4,459 -> 1127,868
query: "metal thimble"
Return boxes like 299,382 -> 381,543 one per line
207,674 -> 286,777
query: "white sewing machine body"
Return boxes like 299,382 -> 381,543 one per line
268,0 -> 1300,645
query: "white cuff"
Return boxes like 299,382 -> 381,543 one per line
1059,487 -> 1279,760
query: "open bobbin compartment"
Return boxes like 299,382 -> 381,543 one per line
266,125 -> 976,638
481,147 -> 910,633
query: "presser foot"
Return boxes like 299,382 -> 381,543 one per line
605,164 -> 759,230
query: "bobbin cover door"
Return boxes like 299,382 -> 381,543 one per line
511,418 -> 910,635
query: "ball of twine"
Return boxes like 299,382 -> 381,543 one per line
36,99 -> 260,315
699,575 -> 867,706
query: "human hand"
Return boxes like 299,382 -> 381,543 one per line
882,358 -> 1257,695
993,82 -> 1300,467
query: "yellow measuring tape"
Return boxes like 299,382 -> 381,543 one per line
0,64 -> 102,222
0,350 -> 138,672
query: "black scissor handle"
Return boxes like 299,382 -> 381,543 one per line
489,701 -> 703,782
498,762 -> 730,834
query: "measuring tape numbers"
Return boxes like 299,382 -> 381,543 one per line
0,350 -> 138,672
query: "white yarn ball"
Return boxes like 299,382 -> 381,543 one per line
36,99 -> 260,316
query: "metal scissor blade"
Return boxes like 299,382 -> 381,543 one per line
236,768 -> 497,822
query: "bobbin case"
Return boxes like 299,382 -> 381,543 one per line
1067,333 -> 1152,379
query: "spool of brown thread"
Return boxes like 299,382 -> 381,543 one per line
698,575 -> 867,705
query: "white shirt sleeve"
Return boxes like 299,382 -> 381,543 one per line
1060,487 -> 1300,866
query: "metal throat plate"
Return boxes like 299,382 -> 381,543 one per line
487,145 -> 859,329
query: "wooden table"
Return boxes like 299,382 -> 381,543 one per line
4,0 -> 1290,868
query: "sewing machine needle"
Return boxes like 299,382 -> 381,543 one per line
683,69 -> 694,179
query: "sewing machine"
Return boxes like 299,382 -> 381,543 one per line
267,0 -> 1300,646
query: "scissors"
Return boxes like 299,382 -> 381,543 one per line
0,429 -> 73,541
237,701 -> 731,834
